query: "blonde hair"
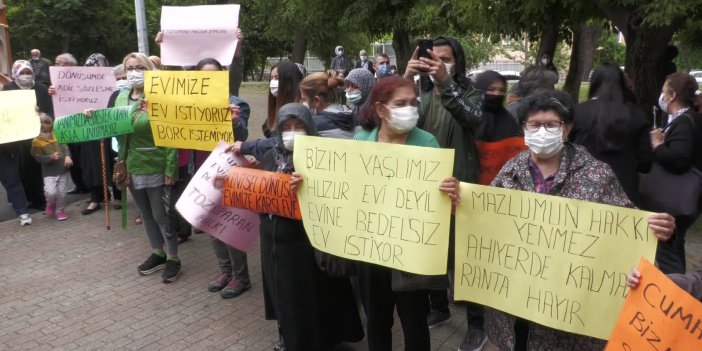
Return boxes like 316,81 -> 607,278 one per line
121,52 -> 156,71
299,70 -> 344,104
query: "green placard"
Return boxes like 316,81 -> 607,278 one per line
54,105 -> 136,143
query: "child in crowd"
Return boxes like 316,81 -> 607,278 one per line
30,113 -> 73,221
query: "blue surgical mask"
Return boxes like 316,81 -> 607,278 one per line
378,64 -> 391,77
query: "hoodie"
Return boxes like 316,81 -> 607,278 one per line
262,103 -> 318,175
417,36 -> 484,183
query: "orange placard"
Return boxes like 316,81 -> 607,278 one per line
475,137 -> 527,185
605,258 -> 702,351
222,167 -> 301,220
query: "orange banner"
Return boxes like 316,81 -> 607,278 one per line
222,167 -> 301,220
475,137 -> 527,185
606,258 -> 702,351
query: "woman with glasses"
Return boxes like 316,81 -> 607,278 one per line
114,53 -> 180,283
485,91 -> 675,350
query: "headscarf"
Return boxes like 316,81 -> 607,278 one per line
12,60 -> 34,89
344,68 -> 375,109
274,103 -> 318,174
85,53 -> 109,67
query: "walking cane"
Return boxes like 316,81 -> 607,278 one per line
100,139 -> 110,230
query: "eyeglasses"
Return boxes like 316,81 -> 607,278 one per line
523,121 -> 563,132
125,66 -> 146,72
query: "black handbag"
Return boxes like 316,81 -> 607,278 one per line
391,270 -> 449,292
640,112 -> 702,218
639,163 -> 702,218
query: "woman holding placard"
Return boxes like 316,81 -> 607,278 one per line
114,52 -> 181,283
4,60 -> 54,212
485,91 -> 676,350
344,75 -> 460,351
263,103 -> 364,351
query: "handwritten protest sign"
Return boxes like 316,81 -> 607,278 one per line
606,258 -> 702,351
0,90 -> 39,144
160,5 -> 240,66
53,106 -> 136,143
454,183 -> 657,339
293,135 -> 455,275
475,137 -> 527,185
175,141 -> 260,251
223,167 -> 301,220
49,66 -> 117,118
144,70 -> 233,151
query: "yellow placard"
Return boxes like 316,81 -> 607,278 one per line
144,71 -> 233,151
0,90 -> 39,144
454,183 -> 658,340
294,135 -> 455,275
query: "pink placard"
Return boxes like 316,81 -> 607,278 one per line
160,5 -> 240,66
175,141 -> 260,251
49,66 -> 117,118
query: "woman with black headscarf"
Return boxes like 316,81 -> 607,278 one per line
4,60 -> 54,210
475,70 -> 521,141
571,63 -> 653,206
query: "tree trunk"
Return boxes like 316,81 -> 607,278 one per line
536,3 -> 561,63
563,24 -> 603,102
596,2 -> 683,108
292,27 -> 307,64
392,28 -> 412,75
563,27 -> 583,102
579,25 -> 602,82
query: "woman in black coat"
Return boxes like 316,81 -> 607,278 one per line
571,64 -> 654,206
3,60 -> 55,210
258,103 -> 363,351
649,72 -> 702,274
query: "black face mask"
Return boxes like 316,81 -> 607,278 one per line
484,94 -> 505,111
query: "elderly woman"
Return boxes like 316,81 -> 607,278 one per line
3,60 -> 54,211
114,52 -> 180,283
486,91 -> 676,350
55,53 -> 78,67
349,75 -> 459,351
649,72 -> 702,274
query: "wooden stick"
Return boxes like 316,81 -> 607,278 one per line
100,140 -> 110,230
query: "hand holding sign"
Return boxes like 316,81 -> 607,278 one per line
606,258 -> 702,351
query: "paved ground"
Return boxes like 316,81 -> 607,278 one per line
1,84 -> 701,350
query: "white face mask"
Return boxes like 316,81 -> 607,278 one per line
17,74 -> 34,88
127,70 -> 144,88
360,55 -> 368,61
116,79 -> 130,91
524,126 -> 564,159
658,93 -> 669,114
346,90 -> 362,105
270,79 -> 279,97
282,131 -> 306,151
385,105 -> 419,133
541,58 -> 549,65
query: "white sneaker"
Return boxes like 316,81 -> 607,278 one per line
19,214 -> 32,226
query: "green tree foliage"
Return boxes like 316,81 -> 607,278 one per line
8,0 -> 138,64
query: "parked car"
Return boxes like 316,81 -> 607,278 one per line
690,70 -> 702,85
